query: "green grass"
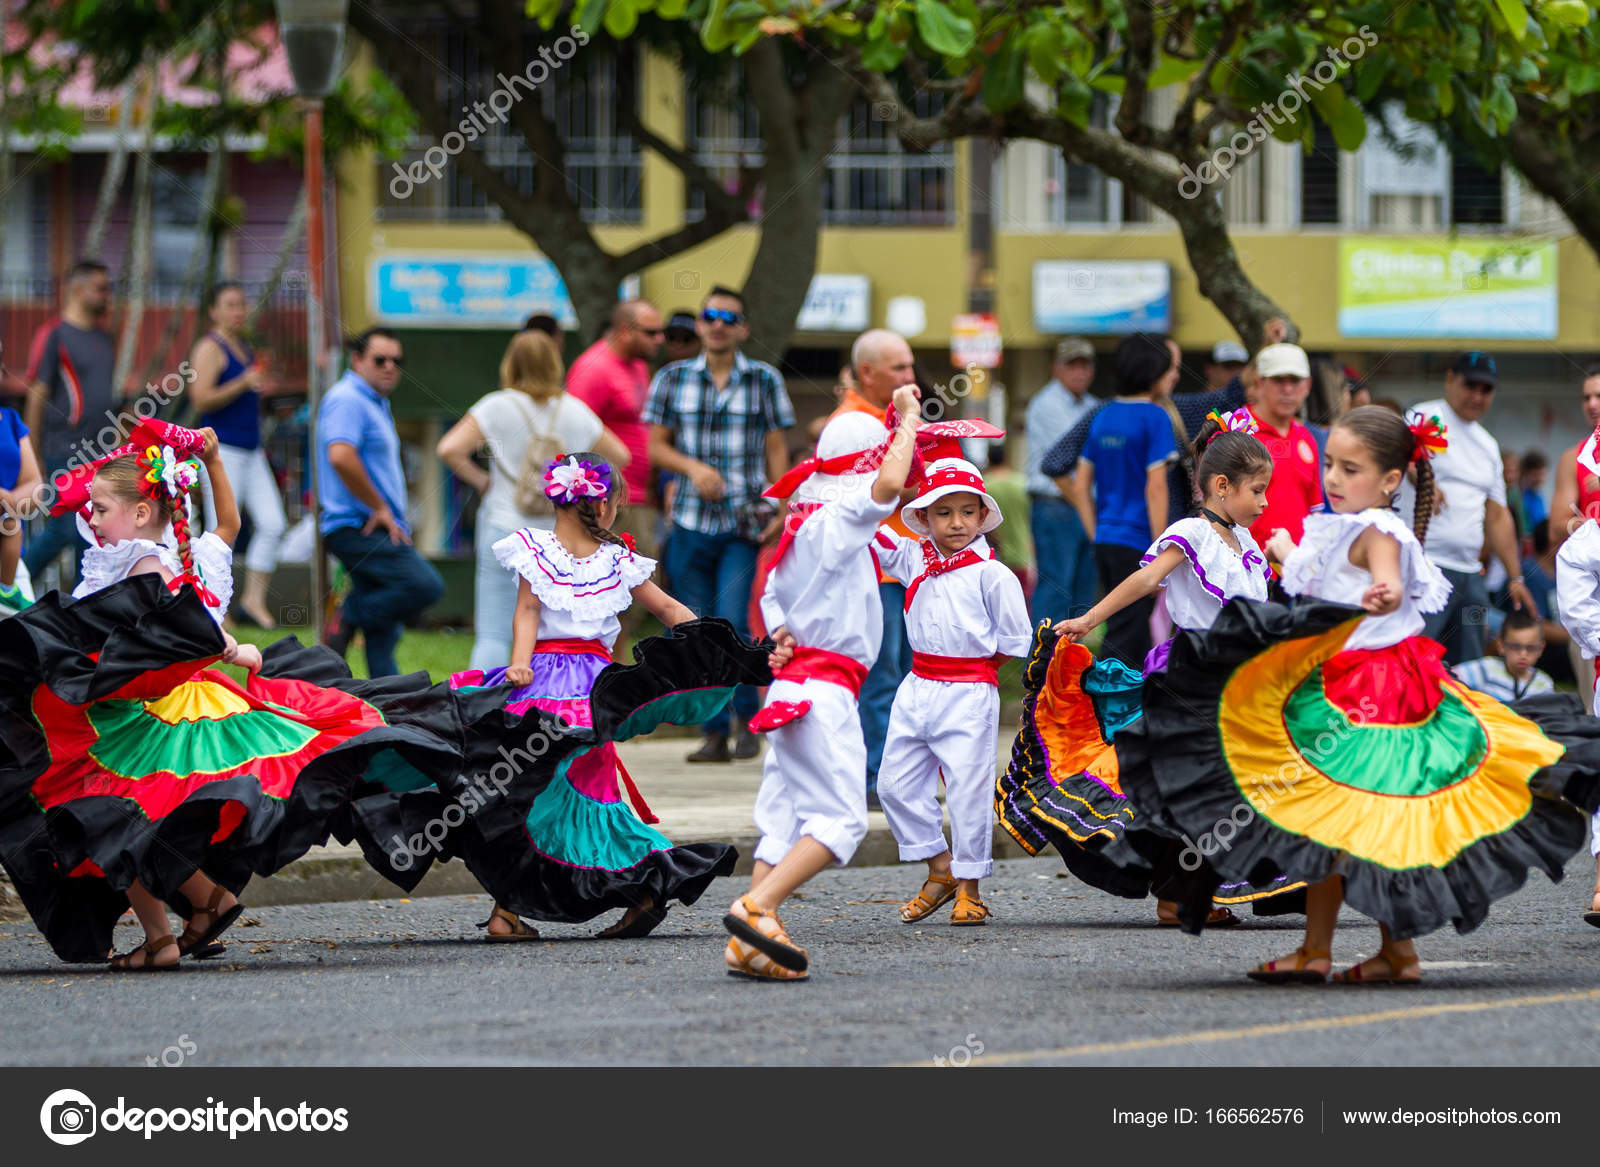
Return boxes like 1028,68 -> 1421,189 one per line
223,624 -> 477,683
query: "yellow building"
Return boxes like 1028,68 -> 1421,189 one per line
334,43 -> 1597,563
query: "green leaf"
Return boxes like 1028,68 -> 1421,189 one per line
658,0 -> 689,17
1436,78 -> 1455,116
724,1 -> 767,20
1310,82 -> 1367,150
701,0 -> 738,51
1486,75 -> 1518,127
576,0 -> 608,38
1064,27 -> 1094,78
1025,23 -> 1065,85
733,24 -> 763,52
603,0 -> 640,38
1146,52 -> 1206,88
1057,77 -> 1093,126
823,12 -> 863,37
914,0 -> 975,57
1354,45 -> 1391,103
1541,0 -> 1592,26
1569,61 -> 1600,95
981,35 -> 1026,110
860,36 -> 907,70
1495,0 -> 1530,39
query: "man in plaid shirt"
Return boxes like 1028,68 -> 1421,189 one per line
645,286 -> 795,763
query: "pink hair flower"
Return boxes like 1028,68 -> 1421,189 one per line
543,456 -> 611,504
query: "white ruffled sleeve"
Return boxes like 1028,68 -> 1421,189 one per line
188,531 -> 236,622
1145,516 -> 1270,604
493,526 -> 655,619
1280,513 -> 1358,599
73,537 -> 170,601
1364,508 -> 1450,613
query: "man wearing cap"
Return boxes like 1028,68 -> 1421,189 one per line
1205,340 -> 1249,392
1025,338 -> 1099,623
1246,342 -> 1324,550
662,310 -> 701,364
1413,352 -> 1536,665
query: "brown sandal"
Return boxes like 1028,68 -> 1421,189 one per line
950,888 -> 990,926
109,934 -> 181,972
479,904 -> 541,942
1157,902 -> 1241,927
177,885 -> 244,956
1245,945 -> 1331,985
900,873 -> 959,923
1334,948 -> 1422,986
722,895 -> 808,972
724,937 -> 809,981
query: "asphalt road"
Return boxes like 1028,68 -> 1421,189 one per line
2,855 -> 1599,1067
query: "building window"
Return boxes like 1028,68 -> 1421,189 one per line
1043,96 -> 1126,226
377,24 -> 641,224
686,88 -> 956,226
1300,120 -> 1341,225
1450,149 -> 1505,225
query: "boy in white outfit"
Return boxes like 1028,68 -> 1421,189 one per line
722,386 -> 923,981
875,459 -> 1032,925
1554,509 -> 1600,927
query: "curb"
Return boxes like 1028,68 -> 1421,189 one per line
247,825 -> 1038,907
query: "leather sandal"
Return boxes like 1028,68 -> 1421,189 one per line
109,934 -> 181,972
479,904 -> 541,942
722,895 -> 808,973
177,885 -> 244,957
950,888 -> 990,926
1157,902 -> 1241,927
724,937 -> 809,981
597,901 -> 669,939
900,873 -> 959,923
1334,948 -> 1422,986
1245,945 -> 1331,985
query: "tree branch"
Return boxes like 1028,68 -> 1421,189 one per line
1115,0 -> 1156,146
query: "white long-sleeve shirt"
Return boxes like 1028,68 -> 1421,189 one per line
876,533 -> 1033,660
1557,519 -> 1600,660
760,488 -> 898,667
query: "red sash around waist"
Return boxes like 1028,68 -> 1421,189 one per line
774,646 -> 871,697
911,651 -> 1001,685
533,638 -> 613,660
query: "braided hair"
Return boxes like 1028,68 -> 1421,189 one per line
1332,405 -> 1436,544
551,451 -> 629,550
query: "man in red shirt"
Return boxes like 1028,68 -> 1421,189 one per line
566,299 -> 664,555
1247,342 -> 1322,548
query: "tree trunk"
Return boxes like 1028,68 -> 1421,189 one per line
84,79 -> 139,259
738,43 -> 853,361
1503,119 -> 1600,269
112,133 -> 155,399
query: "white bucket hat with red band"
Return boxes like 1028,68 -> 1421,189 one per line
791,411 -> 889,505
901,458 -> 1002,536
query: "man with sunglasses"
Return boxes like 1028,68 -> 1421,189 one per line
317,327 -> 445,677
1413,351 -> 1536,665
568,299 -> 664,558
645,286 -> 795,763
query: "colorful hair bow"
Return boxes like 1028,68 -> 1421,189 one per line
543,456 -> 612,504
136,444 -> 202,501
1408,414 -> 1448,464
1205,407 -> 1259,444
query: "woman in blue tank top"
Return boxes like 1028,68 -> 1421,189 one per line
189,283 -> 287,628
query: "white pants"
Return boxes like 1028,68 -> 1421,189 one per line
199,444 -> 287,575
877,674 -> 999,880
469,514 -> 556,672
752,678 -> 869,867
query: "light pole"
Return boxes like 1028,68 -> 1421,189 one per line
274,0 -> 347,639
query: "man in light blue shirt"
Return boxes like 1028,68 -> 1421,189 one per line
316,328 -> 443,676
1025,337 -> 1099,624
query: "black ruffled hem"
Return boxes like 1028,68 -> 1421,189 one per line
1116,597 -> 1596,940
